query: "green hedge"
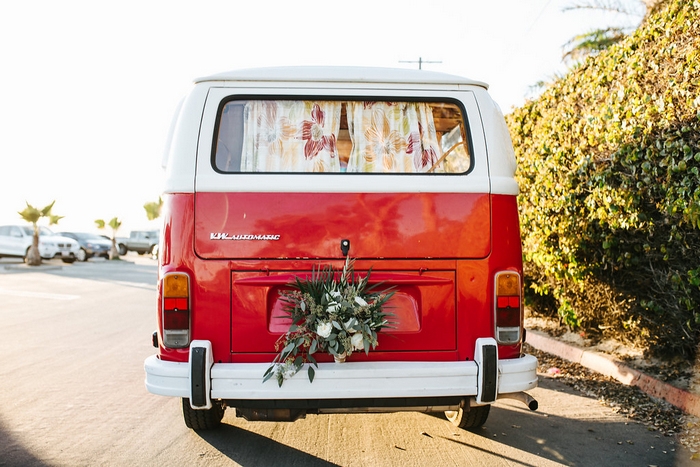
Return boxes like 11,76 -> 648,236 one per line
507,0 -> 700,357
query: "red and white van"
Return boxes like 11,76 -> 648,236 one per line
145,66 -> 538,430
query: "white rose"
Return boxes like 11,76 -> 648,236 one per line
354,296 -> 368,307
327,303 -> 339,313
282,361 -> 299,379
317,322 -> 333,338
351,333 -> 364,351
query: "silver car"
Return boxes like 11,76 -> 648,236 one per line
0,225 -> 80,263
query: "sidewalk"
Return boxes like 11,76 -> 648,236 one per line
527,329 -> 700,418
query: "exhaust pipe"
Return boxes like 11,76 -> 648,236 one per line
498,392 -> 538,411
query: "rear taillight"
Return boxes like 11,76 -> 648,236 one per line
162,272 -> 190,348
494,271 -> 522,344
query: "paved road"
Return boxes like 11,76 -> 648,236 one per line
0,256 -> 694,466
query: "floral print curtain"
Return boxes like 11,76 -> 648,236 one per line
237,100 -> 442,173
241,101 -> 341,172
345,102 -> 441,173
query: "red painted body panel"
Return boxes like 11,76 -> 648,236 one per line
156,191 -> 523,364
193,192 -> 491,259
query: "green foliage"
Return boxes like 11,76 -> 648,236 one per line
18,201 -> 64,266
95,217 -> 122,260
507,0 -> 700,357
263,258 -> 395,386
561,0 -> 647,62
18,201 -> 61,226
143,197 -> 163,221
95,217 -> 122,233
563,27 -> 629,62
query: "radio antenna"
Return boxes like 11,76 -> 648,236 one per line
399,57 -> 442,70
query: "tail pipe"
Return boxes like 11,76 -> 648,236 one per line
498,391 -> 538,411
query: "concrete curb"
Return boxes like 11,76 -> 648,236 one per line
2,263 -> 63,272
526,329 -> 700,418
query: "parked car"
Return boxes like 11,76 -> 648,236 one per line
58,232 -> 112,261
116,230 -> 159,256
0,225 -> 80,263
145,67 -> 538,431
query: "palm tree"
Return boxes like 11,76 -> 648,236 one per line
18,201 -> 63,266
143,197 -> 163,221
95,217 -> 122,260
562,27 -> 629,62
561,0 -> 652,62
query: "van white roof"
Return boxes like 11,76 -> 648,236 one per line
195,66 -> 489,89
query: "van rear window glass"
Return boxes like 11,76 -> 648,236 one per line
213,99 -> 471,174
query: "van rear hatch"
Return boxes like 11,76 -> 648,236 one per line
194,192 -> 489,260
194,191 -> 491,355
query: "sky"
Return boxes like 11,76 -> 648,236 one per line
0,0 -> 641,234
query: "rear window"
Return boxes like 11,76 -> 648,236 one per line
212,99 -> 472,174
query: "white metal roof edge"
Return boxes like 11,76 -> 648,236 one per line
194,66 -> 489,89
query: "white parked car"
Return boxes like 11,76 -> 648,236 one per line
0,225 -> 80,263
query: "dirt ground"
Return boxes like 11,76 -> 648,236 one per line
525,311 -> 700,458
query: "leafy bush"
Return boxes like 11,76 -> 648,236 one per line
507,0 -> 700,357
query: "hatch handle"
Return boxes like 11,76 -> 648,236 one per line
340,239 -> 350,256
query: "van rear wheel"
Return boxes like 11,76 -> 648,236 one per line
445,403 -> 490,430
182,398 -> 225,430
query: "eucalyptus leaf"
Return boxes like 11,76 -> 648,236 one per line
307,354 -> 318,367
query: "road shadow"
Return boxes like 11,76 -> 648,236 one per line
0,418 -> 51,467
428,376 -> 690,467
191,376 -> 692,467
195,424 -> 340,467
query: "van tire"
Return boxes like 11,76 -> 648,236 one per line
445,404 -> 490,430
182,398 -> 225,430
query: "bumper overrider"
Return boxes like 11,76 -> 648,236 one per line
145,338 -> 538,412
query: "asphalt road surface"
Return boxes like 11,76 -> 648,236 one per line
0,255 -> 695,466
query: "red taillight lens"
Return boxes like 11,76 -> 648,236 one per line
164,309 -> 189,329
495,271 -> 522,344
496,307 -> 521,327
497,296 -> 521,309
161,272 -> 190,348
164,297 -> 188,311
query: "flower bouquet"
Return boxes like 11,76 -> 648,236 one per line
263,257 -> 395,387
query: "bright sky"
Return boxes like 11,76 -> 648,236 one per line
0,0 -> 639,234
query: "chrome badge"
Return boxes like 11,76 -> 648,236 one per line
210,233 -> 280,241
